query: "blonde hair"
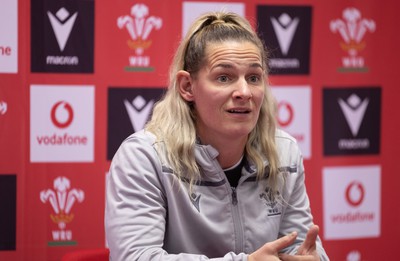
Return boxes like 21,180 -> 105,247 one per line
146,12 -> 280,192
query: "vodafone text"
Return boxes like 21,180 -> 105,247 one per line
331,211 -> 374,223
36,133 -> 88,145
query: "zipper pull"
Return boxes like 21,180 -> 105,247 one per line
231,187 -> 238,205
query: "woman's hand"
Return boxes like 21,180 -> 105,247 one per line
248,225 -> 321,261
279,225 -> 321,261
248,231 -> 298,261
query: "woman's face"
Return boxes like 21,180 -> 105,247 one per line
186,40 -> 266,145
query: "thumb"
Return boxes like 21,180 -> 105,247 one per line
297,225 -> 319,255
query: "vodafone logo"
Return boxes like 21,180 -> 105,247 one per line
36,99 -> 86,147
323,165 -> 380,239
345,181 -> 365,207
51,101 -> 74,128
270,86 -> 311,158
0,0 -> 18,73
277,101 -> 294,127
30,85 -> 94,162
0,46 -> 12,56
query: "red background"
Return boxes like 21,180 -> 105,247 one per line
1,0 -> 399,260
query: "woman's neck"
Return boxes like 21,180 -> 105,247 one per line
201,136 -> 246,169
218,148 -> 245,169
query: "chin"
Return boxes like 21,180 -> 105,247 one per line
225,127 -> 253,138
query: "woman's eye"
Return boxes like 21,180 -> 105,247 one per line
217,75 -> 229,82
248,75 -> 260,83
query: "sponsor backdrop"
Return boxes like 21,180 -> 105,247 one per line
0,0 -> 399,260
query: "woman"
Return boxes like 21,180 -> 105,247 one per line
105,11 -> 329,261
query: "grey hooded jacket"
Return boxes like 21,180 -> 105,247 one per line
105,129 -> 329,260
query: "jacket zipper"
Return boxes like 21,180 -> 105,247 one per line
231,187 -> 238,205
231,187 -> 244,253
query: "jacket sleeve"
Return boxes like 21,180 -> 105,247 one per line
277,139 -> 330,261
104,134 -> 249,261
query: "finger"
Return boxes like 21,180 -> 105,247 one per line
279,253 -> 317,261
269,231 -> 298,252
297,225 -> 319,255
279,253 -> 295,261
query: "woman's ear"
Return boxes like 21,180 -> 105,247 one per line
177,70 -> 194,102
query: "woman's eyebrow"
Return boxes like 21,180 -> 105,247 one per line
212,63 -> 234,69
211,62 -> 263,70
249,62 -> 263,69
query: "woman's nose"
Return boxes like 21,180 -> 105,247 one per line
233,78 -> 252,99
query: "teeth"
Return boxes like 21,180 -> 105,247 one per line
229,110 -> 248,113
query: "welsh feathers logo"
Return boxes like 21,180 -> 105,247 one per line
347,250 -> 362,261
40,176 -> 84,245
330,7 -> 376,72
117,3 -> 162,71
259,187 -> 282,216
0,101 -> 7,115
